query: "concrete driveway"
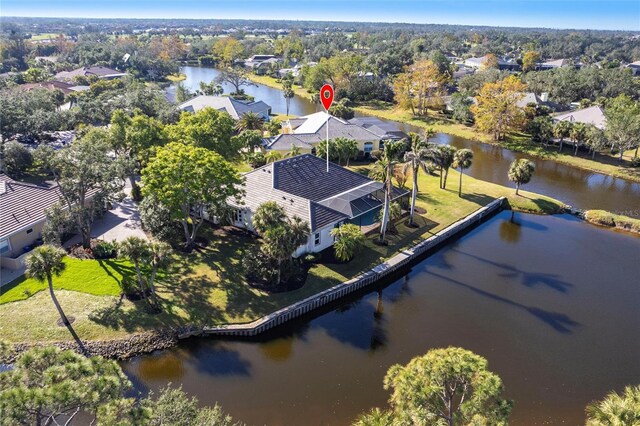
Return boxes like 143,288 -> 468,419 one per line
64,196 -> 148,247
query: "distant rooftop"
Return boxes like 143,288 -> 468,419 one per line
553,106 -> 606,129
177,95 -> 271,120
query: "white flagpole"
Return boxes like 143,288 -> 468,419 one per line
326,111 -> 329,173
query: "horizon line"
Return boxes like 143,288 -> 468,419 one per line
2,15 -> 638,32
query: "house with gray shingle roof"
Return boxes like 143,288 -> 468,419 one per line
266,112 -> 406,156
552,106 -> 607,130
54,66 -> 127,82
178,95 -> 271,121
228,154 -> 408,255
516,92 -> 568,112
0,174 -> 62,270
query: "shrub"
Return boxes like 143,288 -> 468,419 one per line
243,251 -> 279,284
303,253 -> 320,264
94,240 -> 118,259
247,152 -> 267,168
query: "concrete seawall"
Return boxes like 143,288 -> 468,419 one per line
189,197 -> 507,339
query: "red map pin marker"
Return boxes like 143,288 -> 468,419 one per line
320,84 -> 334,111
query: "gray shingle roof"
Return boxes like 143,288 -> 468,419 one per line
55,66 -> 126,81
267,134 -> 317,151
177,96 -> 271,120
234,154 -> 408,232
273,154 -> 372,201
0,174 -> 63,238
553,106 -> 607,129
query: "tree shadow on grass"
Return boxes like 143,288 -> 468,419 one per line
97,259 -> 136,292
460,192 -> 495,207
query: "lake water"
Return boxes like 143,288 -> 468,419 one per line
121,211 -> 640,425
169,66 -> 640,213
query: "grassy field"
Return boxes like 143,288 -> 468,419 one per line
0,167 -> 562,344
29,33 -> 63,41
353,103 -> 640,183
246,74 -> 310,99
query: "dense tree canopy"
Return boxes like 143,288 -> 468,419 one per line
141,142 -> 243,248
166,108 -> 240,160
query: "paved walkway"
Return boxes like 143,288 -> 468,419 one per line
63,196 -> 148,248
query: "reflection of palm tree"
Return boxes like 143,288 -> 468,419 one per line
260,337 -> 294,362
26,245 -> 87,355
499,218 -> 522,244
370,289 -> 387,351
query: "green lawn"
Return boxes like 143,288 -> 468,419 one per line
0,258 -> 131,304
353,103 -> 640,183
0,168 -> 563,344
29,33 -> 62,41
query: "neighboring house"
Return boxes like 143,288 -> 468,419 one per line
244,55 -> 282,74
278,62 -> 317,78
626,61 -> 640,76
0,175 -> 61,270
463,55 -> 520,71
536,59 -> 581,71
516,92 -> 568,112
265,112 -> 407,155
54,66 -> 127,82
443,95 -> 478,112
552,106 -> 607,129
18,80 -> 89,96
228,154 -> 409,256
177,95 -> 272,121
452,66 -> 475,79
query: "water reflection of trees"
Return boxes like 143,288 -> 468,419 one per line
369,289 -> 387,351
499,213 -> 522,244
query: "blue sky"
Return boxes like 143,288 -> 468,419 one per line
2,0 -> 639,31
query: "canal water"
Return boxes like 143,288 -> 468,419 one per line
169,66 -> 640,213
121,211 -> 640,425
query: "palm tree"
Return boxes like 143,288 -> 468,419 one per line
236,112 -> 265,132
330,223 -> 366,262
585,385 -> 640,425
147,241 -> 172,303
264,150 -> 283,163
118,236 -> 150,298
553,121 -> 572,152
402,132 -> 435,226
370,141 -> 404,244
283,144 -> 301,158
570,122 -> 587,156
26,245 -> 87,355
283,87 -> 295,116
453,148 -> 474,197
353,408 -> 394,426
508,159 -> 535,195
261,215 -> 309,285
433,145 -> 457,190
334,137 -> 358,166
252,201 -> 287,235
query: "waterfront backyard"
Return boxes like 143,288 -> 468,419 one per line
0,168 -> 562,344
